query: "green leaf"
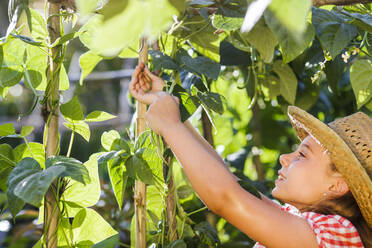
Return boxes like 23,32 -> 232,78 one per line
0,144 -> 16,191
61,96 -> 84,122
312,7 -> 357,58
350,59 -> 372,109
59,64 -> 70,91
91,234 -> 119,248
29,8 -> 48,41
63,154 -> 101,216
273,60 -> 298,104
0,38 -> 24,88
101,130 -> 121,151
146,185 -> 164,221
244,22 -> 278,63
175,49 -> 221,80
212,14 -> 243,31
197,91 -> 224,115
168,240 -> 187,248
79,14 -> 103,50
107,157 -> 128,209
24,44 -> 47,91
46,156 -> 90,185
79,51 -> 103,85
64,121 -> 90,142
177,185 -> 194,199
50,31 -> 81,47
76,0 -> 101,16
194,221 -> 221,247
60,208 -> 117,246
97,150 -> 123,166
265,11 -> 314,63
10,34 -> 43,46
91,0 -> 178,56
268,0 -> 311,40
0,123 -> 15,136
126,151 -> 154,185
13,142 -> 45,166
14,165 -> 65,207
85,111 -> 116,122
118,39 -> 139,58
111,138 -> 131,152
20,125 -> 34,137
149,50 -> 179,71
7,158 -> 41,217
348,12 -> 372,33
262,75 -> 280,98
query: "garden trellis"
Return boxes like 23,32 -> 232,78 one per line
0,0 -> 372,247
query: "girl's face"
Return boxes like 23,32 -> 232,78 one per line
272,135 -> 339,209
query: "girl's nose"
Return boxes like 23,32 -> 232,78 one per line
279,153 -> 290,167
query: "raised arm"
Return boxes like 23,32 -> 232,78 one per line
145,93 -> 319,248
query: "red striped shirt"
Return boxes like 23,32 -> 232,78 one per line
254,204 -> 364,248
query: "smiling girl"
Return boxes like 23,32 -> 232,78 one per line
129,63 -> 372,247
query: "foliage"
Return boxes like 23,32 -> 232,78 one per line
1,0 -> 372,247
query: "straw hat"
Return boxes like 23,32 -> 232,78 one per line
287,106 -> 372,228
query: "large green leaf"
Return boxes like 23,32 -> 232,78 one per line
0,144 -> 16,191
24,44 -> 47,91
59,208 -> 117,247
244,21 -> 278,63
350,59 -> 372,109
60,96 -> 84,122
20,125 -> 34,137
212,14 -> 243,31
29,8 -> 48,41
312,7 -> 357,58
91,234 -> 119,248
64,121 -> 91,142
46,156 -> 90,185
175,49 -> 220,80
7,158 -> 41,217
268,0 -> 311,40
107,157 -> 128,209
197,91 -> 224,115
79,51 -> 103,85
85,111 -> 116,122
265,11 -> 314,63
14,165 -> 65,207
149,50 -> 179,71
0,38 -> 24,88
101,130 -> 121,151
172,16 -> 221,62
13,142 -> 45,167
0,123 -> 15,136
273,60 -> 298,104
126,150 -> 154,185
63,154 -> 101,216
90,0 -> 178,56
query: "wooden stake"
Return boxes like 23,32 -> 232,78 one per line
134,37 -> 148,248
43,1 -> 62,248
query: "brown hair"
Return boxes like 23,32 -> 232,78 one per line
301,163 -> 372,247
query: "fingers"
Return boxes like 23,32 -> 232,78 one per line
144,66 -> 159,80
172,96 -> 180,105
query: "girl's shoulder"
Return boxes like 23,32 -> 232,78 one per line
288,204 -> 364,248
254,204 -> 364,248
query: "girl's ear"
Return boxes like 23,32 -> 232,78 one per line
328,177 -> 349,197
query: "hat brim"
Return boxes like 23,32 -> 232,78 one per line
288,106 -> 372,228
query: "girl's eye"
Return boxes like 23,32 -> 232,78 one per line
299,152 -> 306,158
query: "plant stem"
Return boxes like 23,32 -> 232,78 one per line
66,131 -> 75,157
187,206 -> 208,216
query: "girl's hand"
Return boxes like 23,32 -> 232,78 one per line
145,92 -> 181,136
129,63 -> 165,105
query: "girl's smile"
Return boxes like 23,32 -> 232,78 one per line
272,135 -> 348,209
